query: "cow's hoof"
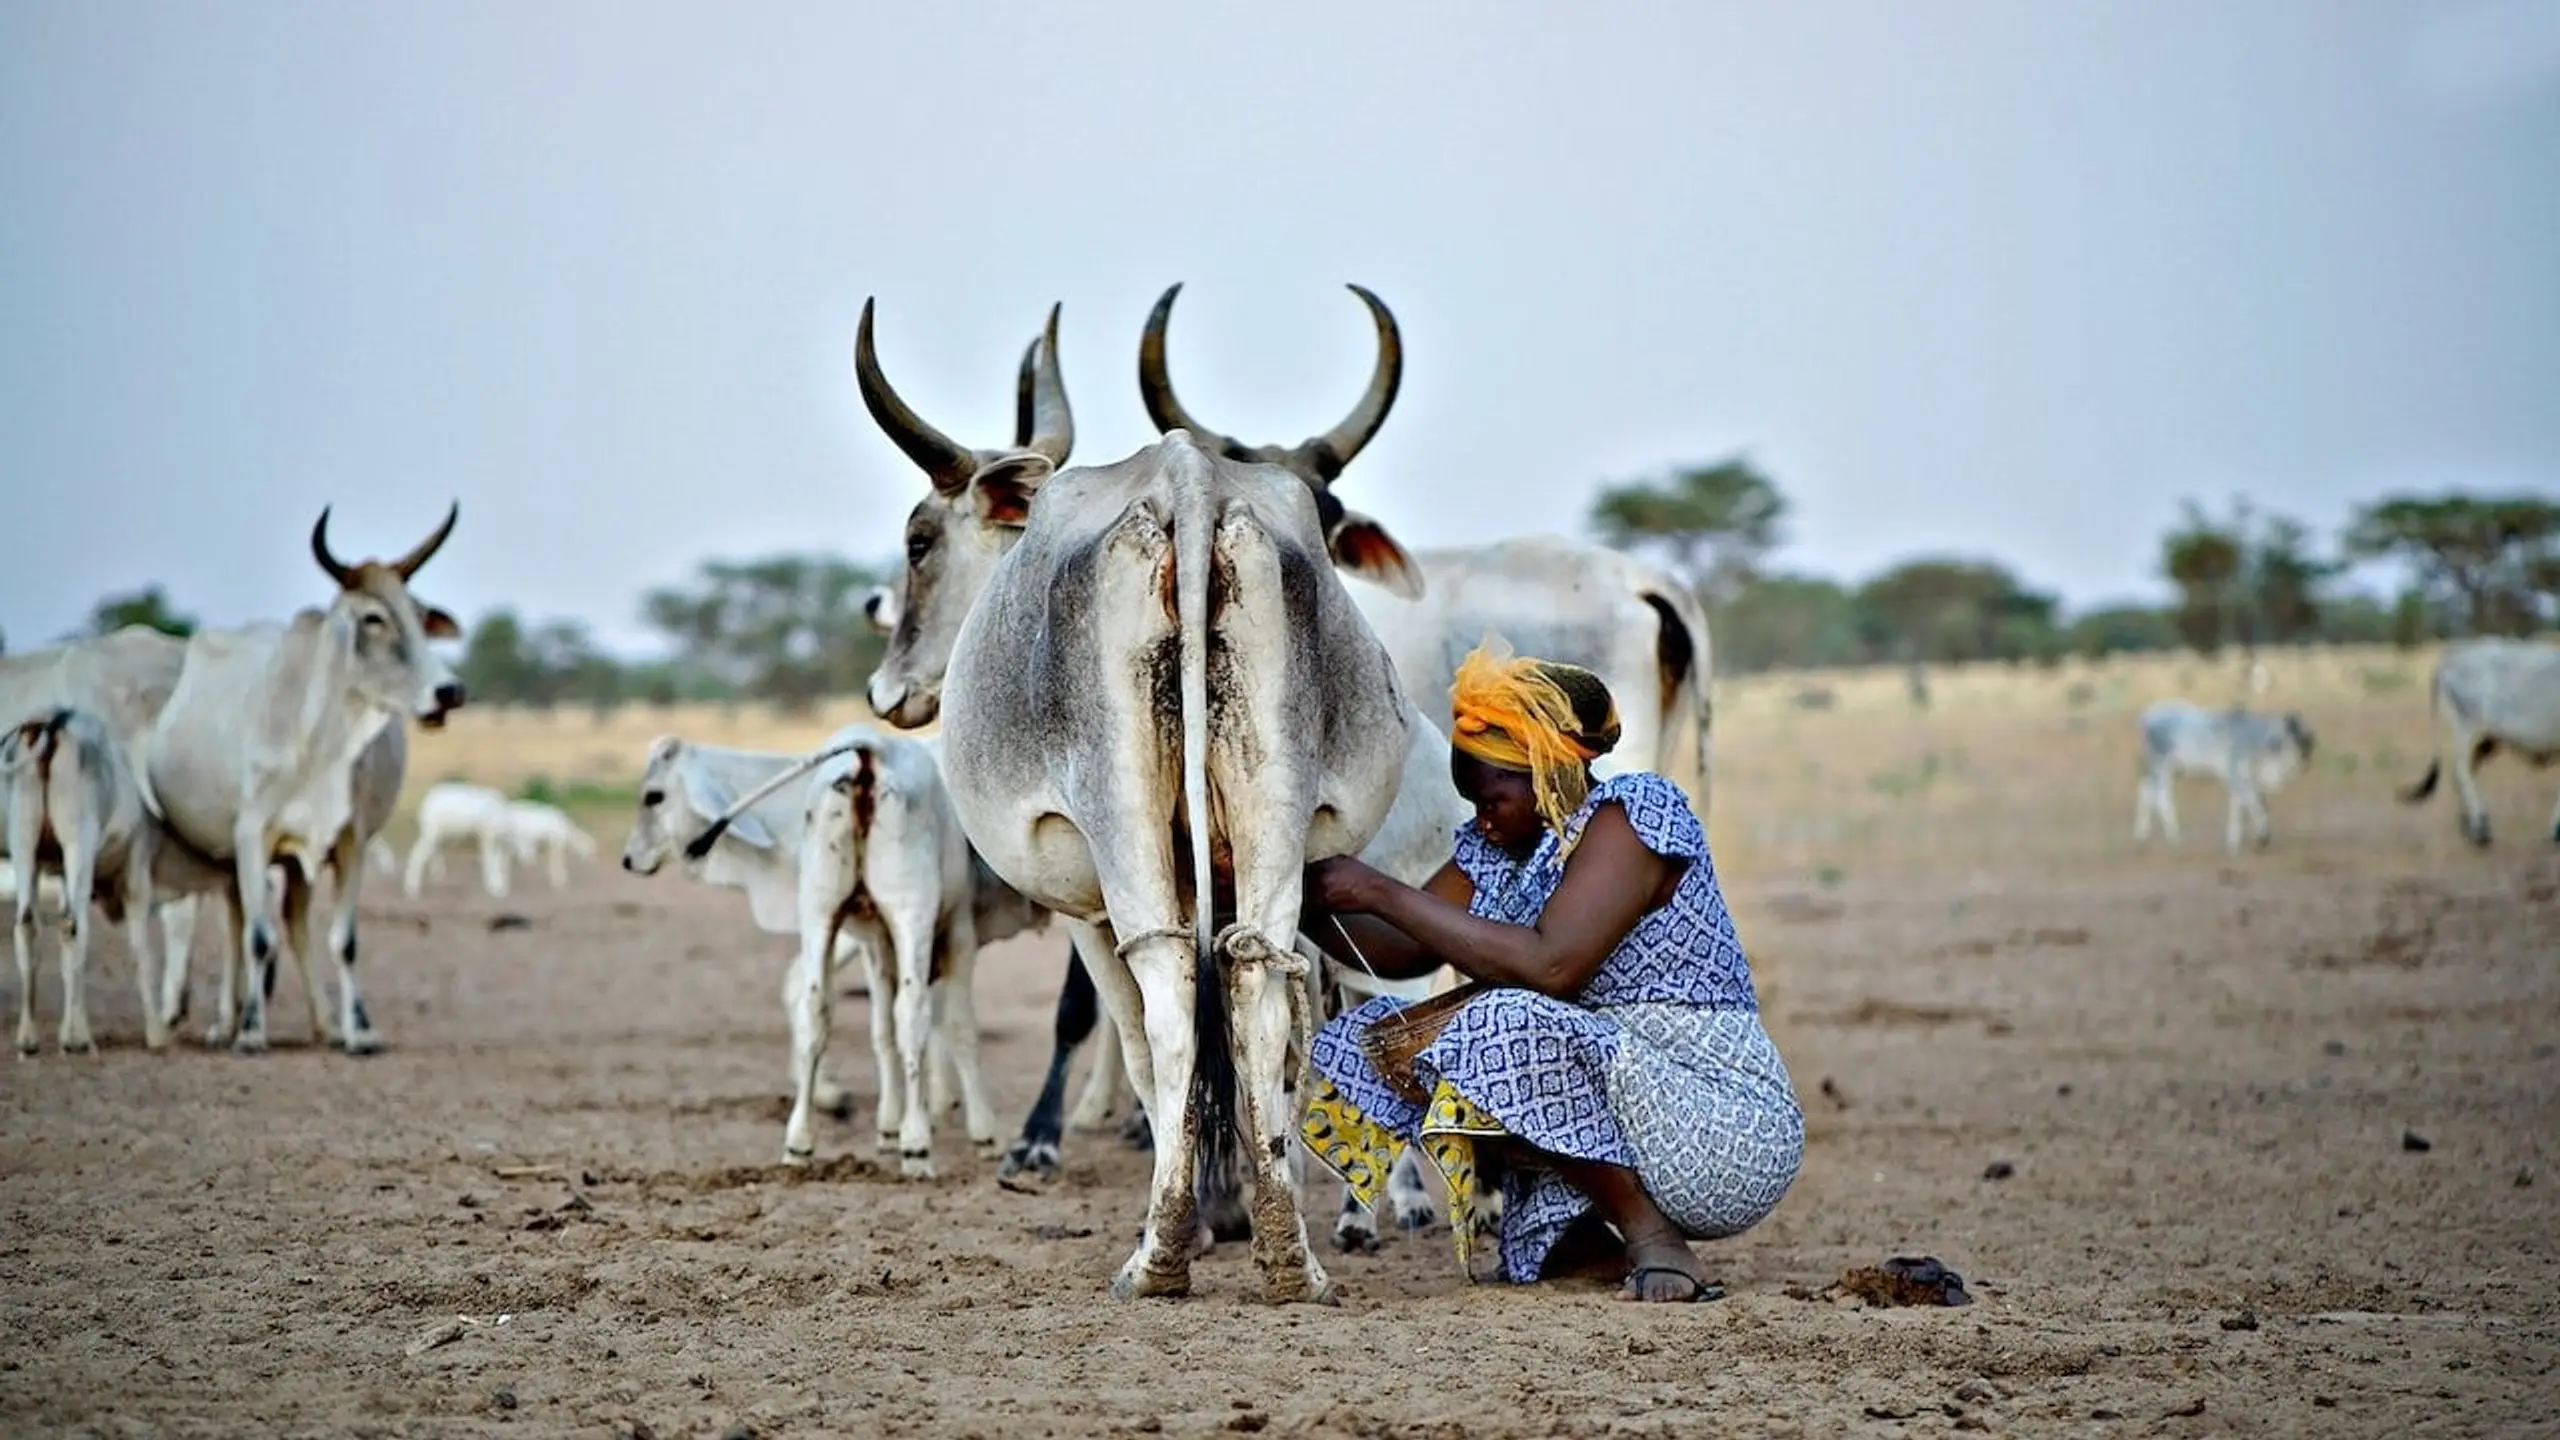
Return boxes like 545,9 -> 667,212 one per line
343,1031 -> 384,1057
1262,1269 -> 1340,1307
1332,1221 -> 1382,1255
971,1135 -> 1002,1160
15,1034 -> 37,1058
998,1140 -> 1061,1184
782,1146 -> 814,1168
873,1132 -> 900,1157
60,1036 -> 97,1057
1109,1262 -> 1191,1300
899,1151 -> 936,1180
1396,1203 -> 1439,1232
201,1025 -> 232,1049
230,1033 -> 269,1056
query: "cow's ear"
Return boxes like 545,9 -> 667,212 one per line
971,453 -> 1054,529
420,606 -> 463,640
1330,511 -> 1424,600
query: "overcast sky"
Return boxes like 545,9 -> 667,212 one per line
4,0 -> 2556,654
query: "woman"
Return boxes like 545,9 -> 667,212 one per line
1299,642 -> 1803,1303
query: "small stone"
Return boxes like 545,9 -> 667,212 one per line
2313,1396 -> 2338,1409
2091,1408 -> 2125,1420
2516,1169 -> 2533,1188
2163,1398 -> 2206,1418
2219,1310 -> 2259,1332
622,1424 -> 658,1440
2322,1040 -> 2346,1056
2056,1083 -> 2073,1097
721,1425 -> 757,1440
1225,1414 -> 1269,1434
2402,1130 -> 2432,1153
492,1390 -> 518,1412
1953,1380 -> 1999,1404
1954,1418 -> 1990,1433
1983,1161 -> 2016,1181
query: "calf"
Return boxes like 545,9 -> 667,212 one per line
2134,700 -> 2315,852
2400,638 -> 2560,846
624,728 -> 1030,1171
4,709 -> 177,1053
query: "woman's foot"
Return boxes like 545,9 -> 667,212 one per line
1617,1232 -> 1718,1303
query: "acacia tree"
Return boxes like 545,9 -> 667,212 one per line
1587,457 -> 1786,603
84,585 -> 196,640
2345,495 -> 2560,637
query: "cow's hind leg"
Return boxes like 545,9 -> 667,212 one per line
781,916 -> 845,1165
157,895 -> 198,1029
931,919 -> 1000,1160
1001,944 -> 1098,1183
10,851 -> 38,1058
54,824 -> 99,1055
227,828 -> 278,1054
2454,735 -> 2496,846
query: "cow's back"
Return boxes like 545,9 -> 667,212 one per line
2439,639 -> 2560,744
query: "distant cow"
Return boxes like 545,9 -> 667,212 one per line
504,800 -> 596,889
403,782 -> 516,898
2133,700 -> 2315,852
2399,638 -> 2560,846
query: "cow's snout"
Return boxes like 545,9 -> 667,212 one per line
419,680 -> 466,729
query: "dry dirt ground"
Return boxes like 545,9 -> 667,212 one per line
5,804 -> 2558,1436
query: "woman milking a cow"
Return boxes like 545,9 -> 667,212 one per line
1298,640 -> 1803,1303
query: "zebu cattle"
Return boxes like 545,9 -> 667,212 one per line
2133,700 -> 2315,852
621,728 -> 1030,1170
403,781 -> 516,898
0,628 -> 220,1039
144,506 -> 464,1054
505,800 -> 597,889
173,723 -> 407,1049
366,835 -> 399,879
2399,638 -> 2560,846
1137,284 -> 1715,808
858,298 -> 1417,1303
5,709 -> 181,1053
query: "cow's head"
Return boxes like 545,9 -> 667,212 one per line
309,504 -> 466,728
1136,283 -> 1423,600
619,735 -> 777,875
2255,712 -> 2316,790
856,299 -> 1074,728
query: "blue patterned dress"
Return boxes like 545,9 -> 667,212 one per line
1305,772 -> 1804,1283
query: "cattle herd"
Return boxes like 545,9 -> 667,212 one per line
5,285 -> 2558,1307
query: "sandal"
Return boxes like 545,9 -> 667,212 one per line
1619,1266 -> 1724,1303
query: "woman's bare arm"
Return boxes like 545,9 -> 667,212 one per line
1329,804 -> 1669,998
1302,859 -> 1474,982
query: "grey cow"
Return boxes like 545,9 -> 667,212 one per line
2399,638 -> 2560,846
2133,700 -> 2315,852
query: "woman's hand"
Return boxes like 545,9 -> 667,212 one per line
1305,854 -> 1387,914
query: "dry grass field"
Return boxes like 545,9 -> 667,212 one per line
5,642 -> 2557,1438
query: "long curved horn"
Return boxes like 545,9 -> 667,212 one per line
1135,283 -> 1230,444
1297,283 -> 1403,478
1022,302 -> 1073,468
389,500 -> 460,580
853,297 -> 974,494
309,507 -> 355,587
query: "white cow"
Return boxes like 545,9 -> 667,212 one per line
2399,638 -> 2560,846
1137,284 -> 1715,810
4,709 -> 184,1053
858,297 -> 1416,1304
620,728 -> 1032,1170
505,800 -> 596,889
403,781 -> 516,898
143,505 -> 464,1054
366,834 -> 399,879
2133,700 -> 2315,852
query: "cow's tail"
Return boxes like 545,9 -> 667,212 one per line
1174,484 -> 1246,1212
1640,588 -> 1711,814
2398,663 -> 2452,805
681,737 -> 866,860
3,708 -> 72,792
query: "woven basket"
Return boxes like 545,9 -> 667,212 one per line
1358,981 -> 1491,1104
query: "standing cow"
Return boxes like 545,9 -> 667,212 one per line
859,296 -> 1416,1304
2133,700 -> 2315,852
2400,638 -> 2560,846
143,506 -> 464,1054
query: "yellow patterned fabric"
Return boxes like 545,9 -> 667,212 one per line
1301,1077 -> 1511,1272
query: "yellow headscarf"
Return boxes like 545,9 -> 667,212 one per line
1448,637 -> 1621,840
